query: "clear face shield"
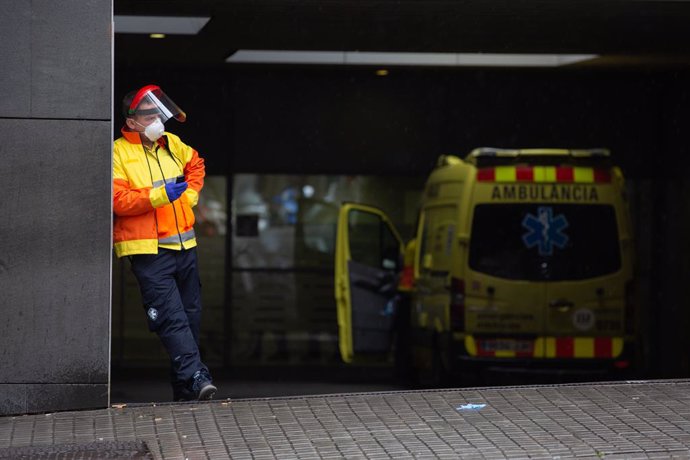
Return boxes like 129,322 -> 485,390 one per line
127,85 -> 186,123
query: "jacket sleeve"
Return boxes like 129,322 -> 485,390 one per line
113,150 -> 170,216
182,148 -> 205,208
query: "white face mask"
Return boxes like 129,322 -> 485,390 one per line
133,118 -> 165,142
143,119 -> 165,142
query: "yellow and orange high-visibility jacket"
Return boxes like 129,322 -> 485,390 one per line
113,128 -> 205,258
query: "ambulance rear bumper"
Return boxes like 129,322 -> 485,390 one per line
448,341 -> 637,379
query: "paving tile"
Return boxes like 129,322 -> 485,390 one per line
3,380 -> 690,458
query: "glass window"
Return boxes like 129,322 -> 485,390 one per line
233,174 -> 421,270
348,210 -> 400,270
231,174 -> 423,366
469,204 -> 621,281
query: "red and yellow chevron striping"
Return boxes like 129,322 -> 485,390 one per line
476,166 -> 611,183
465,336 -> 624,358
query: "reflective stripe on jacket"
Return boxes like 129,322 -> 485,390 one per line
113,128 -> 205,258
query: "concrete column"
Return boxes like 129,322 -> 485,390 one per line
0,0 -> 112,415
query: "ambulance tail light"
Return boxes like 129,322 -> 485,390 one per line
450,278 -> 465,330
614,359 -> 630,369
625,281 -> 635,335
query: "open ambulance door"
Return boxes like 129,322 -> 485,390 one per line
335,203 -> 404,364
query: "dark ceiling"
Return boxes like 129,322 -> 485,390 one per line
115,0 -> 690,68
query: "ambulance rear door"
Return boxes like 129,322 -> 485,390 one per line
334,203 -> 404,364
463,152 -> 630,361
465,199 -> 547,358
540,188 -> 628,360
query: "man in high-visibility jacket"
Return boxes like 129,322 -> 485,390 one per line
113,85 -> 216,401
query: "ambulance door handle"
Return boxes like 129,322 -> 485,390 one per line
549,299 -> 574,311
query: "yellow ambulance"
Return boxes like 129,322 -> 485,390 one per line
335,148 -> 636,384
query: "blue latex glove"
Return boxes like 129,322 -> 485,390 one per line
165,181 -> 188,202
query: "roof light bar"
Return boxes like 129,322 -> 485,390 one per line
469,148 -> 611,159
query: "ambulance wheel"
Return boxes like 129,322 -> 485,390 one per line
415,337 -> 448,388
393,326 -> 413,383
393,340 -> 413,384
433,345 -> 451,387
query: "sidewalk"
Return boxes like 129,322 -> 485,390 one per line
2,379 -> 690,459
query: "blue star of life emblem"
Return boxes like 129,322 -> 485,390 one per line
521,206 -> 569,256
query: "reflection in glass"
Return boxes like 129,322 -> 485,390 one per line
231,174 -> 423,366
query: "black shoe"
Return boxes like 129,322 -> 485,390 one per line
191,370 -> 217,400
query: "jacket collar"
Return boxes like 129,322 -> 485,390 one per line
121,127 -> 142,144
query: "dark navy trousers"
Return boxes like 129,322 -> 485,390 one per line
130,248 -> 209,395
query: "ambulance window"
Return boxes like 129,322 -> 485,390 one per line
469,204 -> 621,281
348,210 -> 399,270
420,206 -> 457,273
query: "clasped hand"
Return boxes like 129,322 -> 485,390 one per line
165,181 -> 188,202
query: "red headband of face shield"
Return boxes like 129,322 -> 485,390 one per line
128,85 -> 187,122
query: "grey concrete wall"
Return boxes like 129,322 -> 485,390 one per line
0,0 -> 112,415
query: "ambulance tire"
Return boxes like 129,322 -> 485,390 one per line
393,296 -> 413,384
415,336 -> 449,388
393,338 -> 414,384
431,347 -> 450,388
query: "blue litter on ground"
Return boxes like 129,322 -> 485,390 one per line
457,403 -> 486,411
